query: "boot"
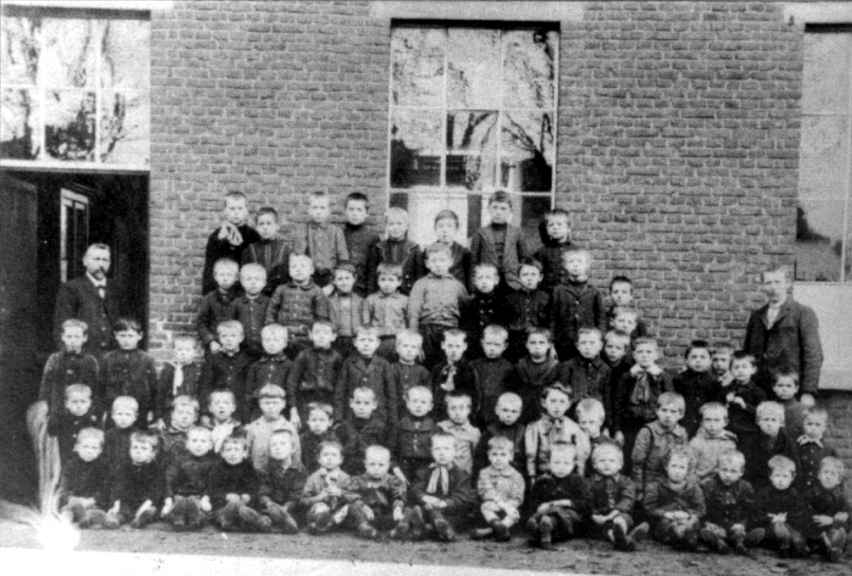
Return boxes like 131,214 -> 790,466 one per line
492,521 -> 511,542
538,516 -> 555,550
700,527 -> 728,554
744,527 -> 765,547
434,517 -> 456,542
357,522 -> 378,540
629,521 -> 650,544
613,520 -> 632,551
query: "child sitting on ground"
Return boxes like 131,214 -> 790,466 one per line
154,336 -> 202,428
286,320 -> 342,427
258,429 -> 306,534
365,263 -> 409,360
245,324 -> 291,420
804,456 -> 850,562
162,426 -> 216,530
630,392 -> 689,500
300,440 -> 351,533
49,383 -> 99,465
343,445 -> 408,540
106,430 -> 163,529
643,447 -> 705,551
196,259 -> 240,355
300,402 -> 339,474
244,384 -> 301,474
208,433 -> 270,532
101,318 -> 157,426
437,392 -> 481,475
689,402 -> 738,481
588,442 -> 646,551
232,263 -> 270,359
59,427 -> 111,528
673,340 -> 719,437
338,387 -> 387,475
473,436 -> 525,542
394,385 -> 438,483
749,454 -> 808,557
525,383 -> 591,481
698,449 -> 754,554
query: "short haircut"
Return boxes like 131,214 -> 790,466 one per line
270,428 -> 294,443
222,433 -> 248,450
385,206 -> 409,224
396,329 -> 423,348
187,425 -> 212,440
488,189 -> 512,207
319,439 -> 343,456
113,317 -> 142,333
731,350 -> 756,367
173,334 -> 198,348
496,391 -> 522,409
61,318 -> 88,334
311,319 -> 335,332
487,435 -> 514,453
591,441 -> 624,466
803,405 -> 829,424
351,386 -> 377,402
425,242 -> 451,259
604,330 -> 631,346
718,449 -> 745,471
84,243 -> 111,258
612,306 -> 638,320
345,191 -> 369,207
240,263 -> 267,278
334,261 -> 357,276
217,319 -> 244,336
65,383 -> 92,399
430,432 -> 455,448
575,398 -> 605,422
576,327 -> 602,343
209,389 -> 236,406
527,327 -> 552,343
224,191 -> 247,204
762,265 -> 793,283
376,263 -> 403,280
756,401 -> 785,422
633,336 -> 658,350
685,339 -> 710,357
171,394 -> 200,414
665,446 -> 693,469
309,190 -> 329,203
543,382 -> 572,401
289,253 -> 313,267
257,206 -> 278,220
442,328 -> 467,343
517,257 -> 543,274
444,391 -> 472,407
712,343 -> 733,355
433,209 -> 459,227
609,275 -> 632,290
354,325 -> 380,339
364,444 -> 390,461
772,368 -> 799,386
544,208 -> 569,224
257,384 -> 286,400
306,401 -> 334,419
819,456 -> 845,476
699,402 -> 727,420
261,323 -> 287,340
473,262 -> 499,277
112,395 -> 139,413
657,391 -> 685,412
482,324 -> 508,343
768,454 -> 796,475
213,258 -> 239,274
130,430 -> 160,452
76,427 -> 104,447
562,247 -> 590,263
405,385 -> 432,402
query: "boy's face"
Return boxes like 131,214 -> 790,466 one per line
354,332 -> 380,358
210,394 -> 236,421
488,447 -> 512,470
481,333 -> 508,360
289,257 -> 313,283
213,265 -> 238,290
576,332 -> 603,360
633,343 -> 658,368
171,405 -> 197,429
65,393 -> 92,417
803,416 -> 827,440
350,392 -> 377,419
223,198 -> 248,226
757,413 -> 783,437
433,217 -> 457,243
702,411 -> 726,436
441,335 -> 467,363
578,414 -> 602,437
563,252 -> 588,280
333,270 -> 355,294
717,461 -> 744,486
818,466 -> 842,490
543,389 -> 571,419
115,329 -> 142,351
269,434 -> 293,461
495,399 -> 521,425
186,430 -> 213,457
666,457 -> 690,483
473,268 -> 499,294
446,398 -> 471,425
345,199 -> 368,225
685,348 -> 711,373
386,215 -> 408,240
75,438 -> 102,462
310,324 -> 335,349
307,410 -> 332,434
261,330 -> 288,355
259,397 -> 286,420
174,340 -> 196,365
222,441 -> 247,466
730,358 -> 756,383
488,201 -> 512,224
431,439 -> 456,466
378,273 -> 401,295
769,468 -> 794,491
610,282 -> 633,307
545,215 -> 569,242
762,270 -> 790,305
657,404 -> 682,429
406,391 -> 433,418
518,265 -> 542,291
256,213 -> 279,239
112,407 -> 137,429
426,251 -> 451,276
364,452 -> 390,479
241,268 -> 267,296
308,198 -> 330,223
526,333 -> 550,359
218,328 -> 243,351
396,338 -> 421,364
612,314 -> 637,336
549,452 -> 576,478
318,446 -> 342,470
593,450 -> 621,477
130,440 -> 155,465
711,351 -> 732,375
772,376 -> 798,401
61,326 -> 87,353
604,338 -> 628,363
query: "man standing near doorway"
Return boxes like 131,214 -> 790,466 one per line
743,265 -> 823,405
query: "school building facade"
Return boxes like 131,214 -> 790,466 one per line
1,1 -> 851,500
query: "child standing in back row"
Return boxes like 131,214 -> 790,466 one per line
202,191 -> 260,295
293,191 -> 348,293
469,190 -> 527,292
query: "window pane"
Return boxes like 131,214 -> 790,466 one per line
802,33 -> 851,115
502,29 -> 557,110
44,90 -> 95,161
101,19 -> 150,90
447,28 -> 500,109
41,18 -> 99,88
500,111 -> 554,192
1,15 -> 39,85
390,108 -> 442,187
1,87 -> 39,159
100,91 -> 150,165
446,155 -> 497,190
391,28 -> 445,107
447,110 -> 497,152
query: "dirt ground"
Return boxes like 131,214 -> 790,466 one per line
1,518 -> 849,576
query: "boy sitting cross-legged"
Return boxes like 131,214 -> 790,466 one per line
59,427 -> 111,528
472,436 -> 525,542
748,454 -> 808,557
475,392 -> 526,476
343,444 -> 409,540
338,387 -> 387,476
804,456 -> 850,562
244,383 -> 301,473
300,440 -> 351,533
258,429 -> 306,534
689,402 -> 738,482
698,449 -> 755,554
106,430 -> 163,529
588,442 -> 647,551
393,385 -> 438,484
162,426 -> 216,530
643,447 -> 705,551
630,391 -> 689,501
208,433 -> 271,532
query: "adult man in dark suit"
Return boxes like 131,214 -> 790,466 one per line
53,243 -> 122,361
743,265 -> 823,405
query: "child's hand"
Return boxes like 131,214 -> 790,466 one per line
835,512 -> 849,524
536,503 -> 551,515
422,495 -> 441,508
290,408 -> 301,430
152,419 -> 166,432
363,507 -> 375,521
108,501 -> 121,517
161,498 -> 173,516
135,500 -> 153,520
200,496 -> 212,512
327,484 -> 342,498
393,507 -> 404,522
732,396 -> 746,408
209,341 -> 222,354
217,221 -> 241,245
240,493 -> 251,504
664,511 -> 677,520
769,512 -> 786,524
814,514 -> 834,527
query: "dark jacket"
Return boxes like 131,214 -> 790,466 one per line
470,357 -> 517,427
744,430 -> 798,488
804,483 -> 851,537
753,484 -> 807,532
339,414 -> 388,475
673,369 -> 721,436
613,368 -> 673,434
476,421 -> 526,474
343,223 -> 380,296
196,287 -> 239,347
700,476 -> 755,529
101,349 -> 158,420
550,280 -> 606,355
530,472 -> 592,518
460,290 -> 510,345
396,415 -> 437,461
430,359 -> 478,419
53,275 -> 121,357
209,459 -> 261,509
367,235 -> 424,295
589,472 -> 636,515
555,356 -> 611,406
245,353 -> 292,416
631,421 -> 689,496
643,478 -> 706,523
505,288 -> 550,334
344,473 -> 407,513
287,347 -> 342,419
265,281 -> 330,337
39,351 -> 100,420
202,224 -> 260,295
300,428 -> 340,473
336,354 -> 396,427
242,236 -> 293,295
155,361 -> 203,422
48,407 -> 100,464
723,380 -> 766,438
469,223 -> 527,290
200,349 -> 253,418
514,356 -> 560,423
533,225 -> 572,294
112,460 -> 164,512
165,451 -> 217,498
232,294 -> 270,356
104,426 -> 135,472
390,362 -> 431,415
796,438 -> 837,493
61,454 -> 109,508
258,459 -> 307,505
409,463 -> 476,514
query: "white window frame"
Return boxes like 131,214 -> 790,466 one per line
59,187 -> 89,282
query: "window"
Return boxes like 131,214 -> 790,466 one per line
60,187 -> 89,282
388,24 -> 558,246
0,7 -> 150,169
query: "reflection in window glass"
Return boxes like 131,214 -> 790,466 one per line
0,88 -> 39,159
44,90 -> 95,161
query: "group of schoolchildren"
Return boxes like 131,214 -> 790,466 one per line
41,189 -> 849,562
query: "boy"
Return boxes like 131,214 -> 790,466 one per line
258,429 -> 306,533
643,447 -> 705,550
699,449 -> 754,554
107,431 -> 163,528
437,392 -> 481,474
723,351 -> 766,446
48,383 -> 99,465
588,442 -> 645,551
630,392 -> 689,500
470,325 -> 517,427
394,385 -> 438,483
244,384 -> 301,473
39,319 -> 99,423
390,330 -> 431,415
430,329 -> 477,419
199,320 -> 253,421
335,326 -> 396,428
430,209 -> 471,290
104,396 -> 140,472
477,392 -> 526,475
611,307 -> 644,342
469,190 -> 527,291
202,191 -> 260,295
461,263 -> 508,358
154,336 -> 202,427
207,389 -> 241,453
527,443 -> 592,549
341,192 -> 380,296
550,248 -> 606,361
232,263 -> 270,358
241,206 -> 293,295
772,369 -> 806,439
300,402 -> 339,474
327,262 -> 366,357
162,426 -> 217,530
525,383 -> 591,481
555,328 -> 611,412
689,402 -> 738,481
364,263 -> 408,359
407,433 -> 477,542
606,276 -> 648,337
245,324 -> 292,420
744,401 -> 797,489
711,344 -> 734,387
575,398 -> 611,450
343,445 -> 408,539
59,427 -> 111,528
158,395 -> 199,465
408,242 -> 469,368
101,318 -> 157,426
750,454 -> 808,557
796,406 -> 837,493
265,254 -> 331,356
286,320 -> 342,427
196,258 -> 240,354
601,330 -> 632,433
473,436 -> 525,541
673,339 -> 720,437
533,208 -> 572,294
367,207 -> 423,295
300,440 -> 351,533
804,456 -> 850,562
208,433 -> 271,532
505,258 -> 550,362
293,191 -> 348,291
516,327 -> 560,423
338,387 -> 387,475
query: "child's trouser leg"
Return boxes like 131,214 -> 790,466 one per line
551,507 -> 581,540
348,502 -> 378,538
216,502 -> 242,530
771,522 -> 806,555
236,504 -> 272,532
423,507 -> 457,542
61,497 -> 89,524
263,501 -> 299,533
307,502 -> 332,532
700,522 -> 729,552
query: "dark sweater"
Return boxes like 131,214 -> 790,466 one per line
112,460 -> 164,512
343,222 -> 380,296
61,454 -> 109,508
530,472 -> 592,517
430,359 -> 478,420
470,357 -> 517,426
753,484 -> 807,532
335,354 -> 396,427
514,357 -> 560,423
233,294 -> 271,357
589,472 -> 636,515
202,224 -> 260,295
101,349 -> 158,421
165,451 -> 217,497
339,414 -> 388,475
300,428 -> 340,473
367,235 -> 424,295
700,476 -> 755,529
258,459 -> 307,505
208,459 -> 260,509
39,351 -> 100,419
48,407 -> 100,465
196,287 -> 240,347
